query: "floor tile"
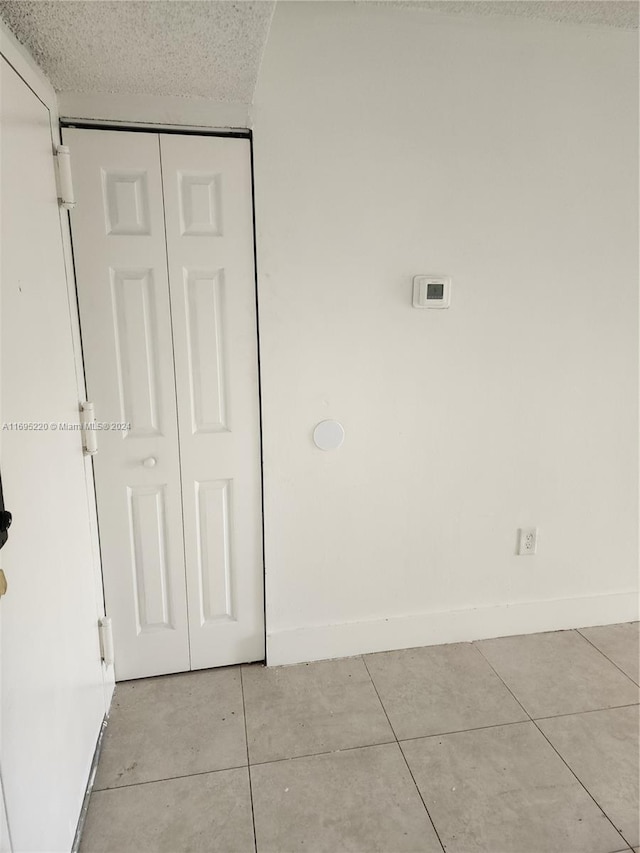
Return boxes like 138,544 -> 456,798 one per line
579,623 -> 640,685
242,657 -> 394,764
402,721 -> 625,853
80,768 -> 254,853
538,706 -> 640,847
476,630 -> 639,718
251,743 -> 441,853
364,642 -> 528,740
94,668 -> 247,789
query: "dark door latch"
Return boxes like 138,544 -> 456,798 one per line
0,472 -> 11,551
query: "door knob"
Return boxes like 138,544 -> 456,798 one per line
142,457 -> 157,468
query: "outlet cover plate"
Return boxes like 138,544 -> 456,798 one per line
518,527 -> 538,556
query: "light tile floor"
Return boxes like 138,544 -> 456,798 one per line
80,623 -> 639,853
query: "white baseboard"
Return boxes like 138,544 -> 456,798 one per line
266,591 -> 639,666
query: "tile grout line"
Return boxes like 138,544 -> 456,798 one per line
576,629 -> 640,688
240,667 -> 258,853
532,701 -> 639,723
473,644 -> 634,852
249,739 -> 399,768
360,655 -> 447,853
396,717 -> 538,746
92,763 -> 249,793
249,719 -> 539,769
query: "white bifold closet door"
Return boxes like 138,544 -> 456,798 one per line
65,128 -> 264,680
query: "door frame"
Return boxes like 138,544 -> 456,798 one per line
59,119 -> 268,668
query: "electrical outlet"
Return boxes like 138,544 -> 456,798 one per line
518,527 -> 538,555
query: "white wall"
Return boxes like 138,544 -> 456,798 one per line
58,92 -> 250,129
252,2 -> 639,665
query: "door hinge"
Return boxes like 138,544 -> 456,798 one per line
55,144 -> 75,210
98,617 -> 114,666
81,401 -> 98,456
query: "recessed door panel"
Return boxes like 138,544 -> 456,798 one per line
184,268 -> 228,434
196,479 -> 234,624
128,485 -> 173,631
179,172 -> 223,236
111,267 -> 163,436
103,170 -> 151,235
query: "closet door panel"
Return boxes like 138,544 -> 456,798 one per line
160,134 -> 264,669
64,128 -> 190,680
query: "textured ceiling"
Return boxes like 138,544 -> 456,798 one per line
0,1 -> 636,102
0,1 -> 276,99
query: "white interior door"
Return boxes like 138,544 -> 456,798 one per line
66,128 -> 264,679
64,128 -> 190,681
159,134 -> 264,669
1,58 -> 106,851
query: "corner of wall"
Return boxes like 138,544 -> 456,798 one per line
0,18 -> 57,114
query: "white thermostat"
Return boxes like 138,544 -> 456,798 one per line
412,275 -> 451,309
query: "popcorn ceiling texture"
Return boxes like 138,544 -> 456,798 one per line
0,1 -> 276,99
0,1 -> 635,102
